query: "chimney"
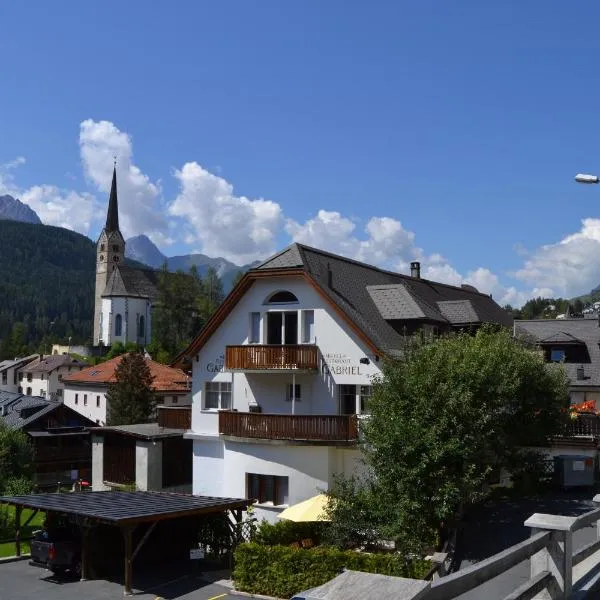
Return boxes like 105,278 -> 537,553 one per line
410,261 -> 421,279
577,365 -> 585,381
327,263 -> 333,288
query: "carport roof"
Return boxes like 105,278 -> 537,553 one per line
0,491 -> 249,525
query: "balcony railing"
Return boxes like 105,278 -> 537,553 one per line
157,406 -> 191,430
225,345 -> 318,371
219,411 -> 358,442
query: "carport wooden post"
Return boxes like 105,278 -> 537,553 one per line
80,526 -> 91,581
122,525 -> 134,596
14,505 -> 22,557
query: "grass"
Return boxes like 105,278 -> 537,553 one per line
0,507 -> 45,558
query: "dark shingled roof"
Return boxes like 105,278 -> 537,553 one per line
102,265 -> 159,301
93,423 -> 185,440
105,166 -> 119,232
20,354 -> 86,374
516,319 -> 600,388
0,491 -> 250,525
0,393 -> 61,429
253,243 -> 513,353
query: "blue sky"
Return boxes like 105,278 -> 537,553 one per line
2,1 -> 600,305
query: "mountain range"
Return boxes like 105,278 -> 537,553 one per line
0,195 -> 255,290
0,195 -> 41,225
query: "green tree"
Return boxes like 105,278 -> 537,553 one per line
152,265 -> 204,360
326,327 -> 570,553
0,422 -> 34,494
106,353 -> 156,425
199,266 -> 224,322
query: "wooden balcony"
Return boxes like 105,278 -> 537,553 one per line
225,345 -> 318,371
219,411 -> 358,443
157,406 -> 191,430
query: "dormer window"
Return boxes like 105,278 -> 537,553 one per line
267,291 -> 298,304
551,348 -> 565,362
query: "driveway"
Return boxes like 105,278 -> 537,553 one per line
452,490 -> 598,599
0,558 -> 237,600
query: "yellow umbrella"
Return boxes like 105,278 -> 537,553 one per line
277,494 -> 331,522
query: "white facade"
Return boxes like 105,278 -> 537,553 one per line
100,296 -> 152,347
18,363 -> 85,399
63,385 -> 109,425
64,383 -> 190,426
188,276 -> 380,522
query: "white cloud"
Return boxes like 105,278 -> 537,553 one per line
170,161 -> 283,264
0,158 -> 97,233
79,119 -> 165,240
514,218 -> 600,298
285,211 -> 417,268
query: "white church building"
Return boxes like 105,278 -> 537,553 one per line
177,243 -> 512,523
93,166 -> 158,347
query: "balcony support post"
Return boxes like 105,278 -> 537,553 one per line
291,373 -> 296,416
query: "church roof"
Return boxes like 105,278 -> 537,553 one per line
105,166 -> 119,233
102,265 -> 159,301
62,354 -> 190,393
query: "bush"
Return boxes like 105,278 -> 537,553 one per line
253,519 -> 325,546
233,542 -> 430,598
3,477 -> 33,496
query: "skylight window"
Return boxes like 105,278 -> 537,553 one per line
90,370 -> 100,376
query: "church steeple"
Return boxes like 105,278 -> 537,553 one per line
105,165 -> 119,233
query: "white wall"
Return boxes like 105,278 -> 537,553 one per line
192,438 -> 367,523
63,385 -> 108,425
190,276 -> 382,435
101,296 -> 152,346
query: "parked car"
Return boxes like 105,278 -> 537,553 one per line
30,517 -> 81,577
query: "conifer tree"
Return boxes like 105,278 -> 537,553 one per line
106,353 -> 156,425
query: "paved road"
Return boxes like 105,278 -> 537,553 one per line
0,559 -> 237,600
452,491 -> 598,599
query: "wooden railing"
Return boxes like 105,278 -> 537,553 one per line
225,345 -> 318,371
157,406 -> 191,430
566,414 -> 600,437
219,411 -> 358,442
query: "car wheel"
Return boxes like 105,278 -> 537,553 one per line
71,558 -> 82,578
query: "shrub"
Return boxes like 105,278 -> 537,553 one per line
0,506 -> 10,540
233,542 -> 430,598
253,519 -> 325,546
3,477 -> 33,496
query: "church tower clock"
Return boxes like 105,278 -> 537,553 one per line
94,165 -> 125,345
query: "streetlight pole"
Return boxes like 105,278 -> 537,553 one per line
575,173 -> 600,184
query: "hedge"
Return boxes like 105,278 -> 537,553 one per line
233,542 -> 431,599
253,519 -> 325,546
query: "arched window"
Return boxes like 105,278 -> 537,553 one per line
115,314 -> 122,337
138,315 -> 145,338
267,290 -> 298,304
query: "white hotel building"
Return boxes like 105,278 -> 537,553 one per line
178,244 -> 512,522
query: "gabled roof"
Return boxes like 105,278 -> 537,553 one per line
176,243 -> 512,363
538,331 -> 585,345
0,354 -> 38,372
62,353 -> 190,393
20,354 -> 86,374
102,265 -> 159,301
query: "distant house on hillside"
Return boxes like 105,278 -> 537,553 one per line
62,354 -> 191,425
0,391 -> 96,489
0,355 -> 37,394
18,354 -> 87,400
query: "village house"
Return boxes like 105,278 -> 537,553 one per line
61,354 -> 191,425
0,391 -> 96,489
17,354 -> 86,400
177,243 -> 512,523
0,355 -> 37,394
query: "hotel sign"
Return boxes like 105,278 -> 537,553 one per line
322,352 -> 361,375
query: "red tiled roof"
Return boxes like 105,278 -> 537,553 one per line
62,354 -> 190,393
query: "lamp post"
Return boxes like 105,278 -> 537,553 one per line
575,173 -> 600,184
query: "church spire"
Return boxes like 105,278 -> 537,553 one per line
105,164 -> 119,233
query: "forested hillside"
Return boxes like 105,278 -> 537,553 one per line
0,221 -> 96,357
0,220 -> 230,361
